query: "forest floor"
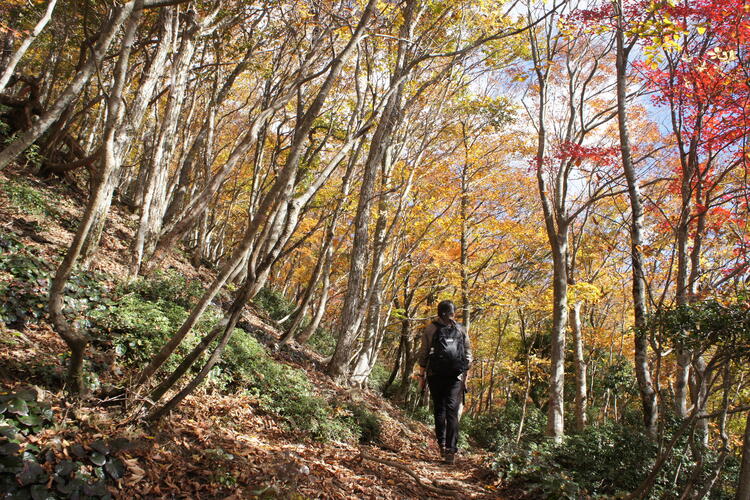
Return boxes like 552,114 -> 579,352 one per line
0,169 -> 507,498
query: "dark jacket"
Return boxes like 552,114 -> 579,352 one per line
418,319 -> 473,375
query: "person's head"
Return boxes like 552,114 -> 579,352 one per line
437,300 -> 456,322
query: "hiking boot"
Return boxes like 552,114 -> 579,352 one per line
439,445 -> 446,458
444,451 -> 455,465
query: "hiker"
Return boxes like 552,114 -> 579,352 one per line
416,300 -> 472,465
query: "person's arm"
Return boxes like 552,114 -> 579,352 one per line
417,322 -> 435,370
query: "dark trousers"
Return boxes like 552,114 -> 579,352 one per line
428,374 -> 464,453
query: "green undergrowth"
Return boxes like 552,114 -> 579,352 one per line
0,388 -> 126,499
252,286 -> 338,358
0,232 -> 108,334
468,402 -> 738,499
90,273 -> 383,443
0,178 -> 57,218
219,326 -> 381,443
0,230 -> 384,447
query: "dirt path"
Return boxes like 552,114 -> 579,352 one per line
354,446 -> 501,499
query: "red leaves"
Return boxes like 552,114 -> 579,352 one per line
554,141 -> 620,168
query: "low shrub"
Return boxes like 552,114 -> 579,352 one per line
89,294 -> 188,365
306,326 -> 336,356
222,330 -> 354,441
339,402 -> 382,444
0,178 -> 55,217
367,362 -> 390,393
466,401 -> 546,451
481,411 -> 736,499
252,287 -> 296,324
123,270 -> 203,309
0,233 -> 108,330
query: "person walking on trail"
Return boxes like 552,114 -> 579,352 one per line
416,300 -> 472,465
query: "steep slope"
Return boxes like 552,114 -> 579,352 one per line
0,169 -> 501,499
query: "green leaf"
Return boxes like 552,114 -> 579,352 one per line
90,439 -> 109,455
89,451 -> 107,466
30,484 -> 55,500
18,460 -> 46,486
54,459 -> 75,477
104,458 -> 125,479
6,398 -> 29,416
18,414 -> 42,427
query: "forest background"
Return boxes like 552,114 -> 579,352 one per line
1,0 -> 750,497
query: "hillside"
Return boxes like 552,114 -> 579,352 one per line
0,168 -> 501,499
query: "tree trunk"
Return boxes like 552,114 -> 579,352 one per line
383,321 -> 407,395
614,5 -> 658,436
460,165 -> 471,333
736,412 -> 750,500
571,301 -> 587,431
148,275 -> 254,420
138,0 -> 376,385
131,10 -> 200,275
47,0 -> 143,394
296,244 -> 334,344
0,1 -> 137,170
80,8 -> 175,266
547,233 -> 568,440
0,0 -> 58,92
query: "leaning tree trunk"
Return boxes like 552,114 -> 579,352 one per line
47,1 -> 142,394
147,273 -> 255,420
0,0 -> 58,92
327,5 -> 410,381
131,11 -> 200,276
0,1 -> 136,170
137,0 -> 377,386
296,243 -> 334,344
80,8 -> 175,266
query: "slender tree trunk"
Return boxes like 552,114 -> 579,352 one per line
47,0 -> 143,394
460,165 -> 471,333
614,6 -> 658,436
131,11 -> 201,275
80,8 -> 175,265
148,275 -> 254,420
0,1 -> 137,170
138,0 -> 376,385
571,301 -> 587,431
383,321 -> 407,395
0,0 -> 58,92
296,244 -> 334,344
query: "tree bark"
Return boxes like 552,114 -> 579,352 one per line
614,4 -> 658,436
571,301 -> 587,431
0,1 -> 137,170
47,0 -> 143,394
737,411 -> 750,500
131,9 -> 201,275
80,7 -> 175,266
137,0 -> 377,385
327,0 -> 411,383
0,0 -> 59,92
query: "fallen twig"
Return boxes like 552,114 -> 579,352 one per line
358,451 -> 460,498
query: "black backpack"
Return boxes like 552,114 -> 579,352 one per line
428,321 -> 467,377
